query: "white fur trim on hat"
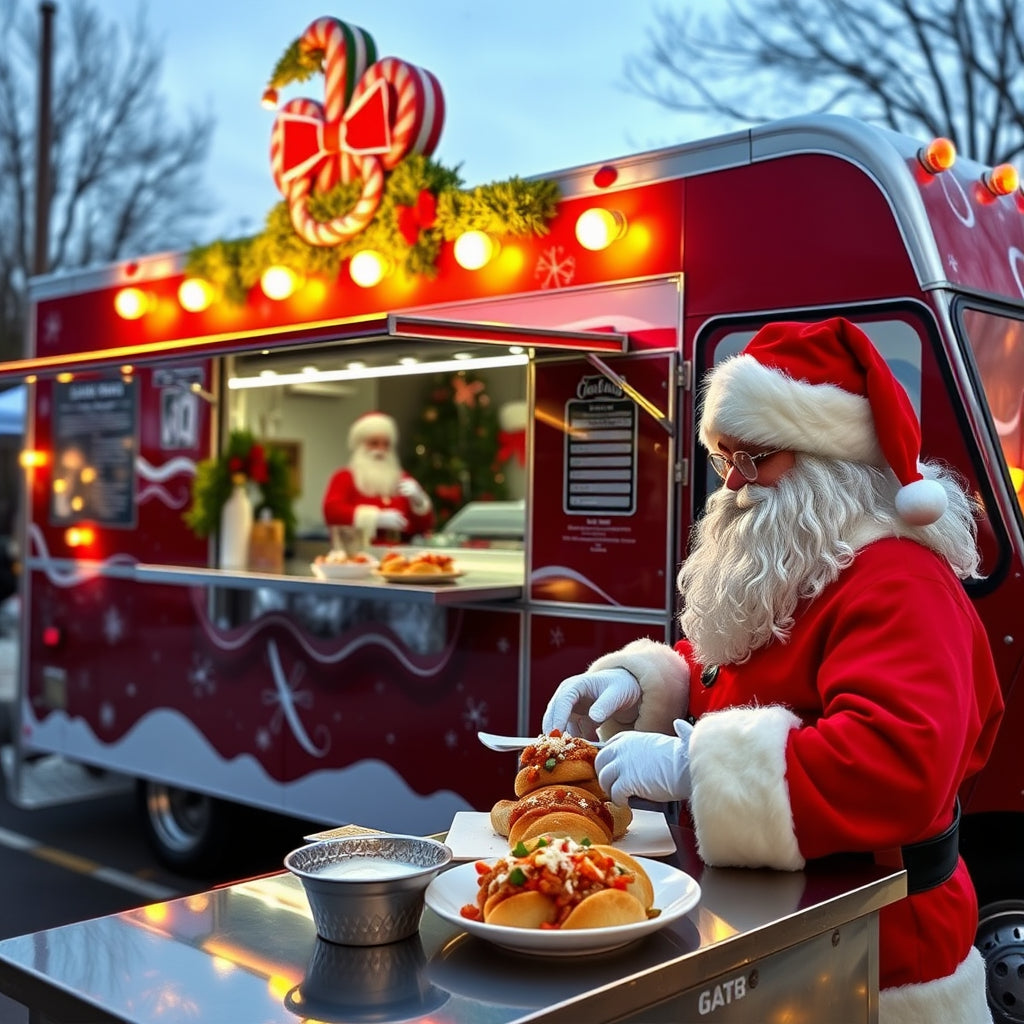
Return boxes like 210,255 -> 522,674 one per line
879,946 -> 991,1024
700,354 -> 884,466
689,704 -> 804,871
348,412 -> 398,451
586,638 -> 690,738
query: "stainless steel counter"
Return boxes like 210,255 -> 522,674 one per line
133,561 -> 524,605
0,828 -> 905,1024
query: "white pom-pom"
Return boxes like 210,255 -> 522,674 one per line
895,478 -> 947,526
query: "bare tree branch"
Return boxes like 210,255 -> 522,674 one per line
625,0 -> 1024,165
0,0 -> 214,360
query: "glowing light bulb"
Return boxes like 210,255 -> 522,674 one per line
260,265 -> 301,300
178,277 -> 215,312
453,230 -> 498,270
918,138 -> 956,174
984,163 -> 1020,196
349,250 -> 389,288
114,287 -> 150,320
575,208 -> 627,251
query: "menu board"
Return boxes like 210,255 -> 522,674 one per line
51,378 -> 138,527
531,353 -> 675,610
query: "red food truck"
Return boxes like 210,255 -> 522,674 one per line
4,97 -> 1024,980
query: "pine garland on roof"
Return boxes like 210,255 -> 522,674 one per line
185,155 -> 560,304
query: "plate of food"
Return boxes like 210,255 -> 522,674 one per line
423,839 -> 700,956
473,729 -> 675,856
374,551 -> 463,583
311,551 -> 379,580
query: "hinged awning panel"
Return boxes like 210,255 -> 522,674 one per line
0,314 -> 630,383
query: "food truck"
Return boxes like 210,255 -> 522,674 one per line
3,15 -> 1024,991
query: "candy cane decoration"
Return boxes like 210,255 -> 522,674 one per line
349,56 -> 445,170
300,17 -> 377,189
266,17 -> 446,248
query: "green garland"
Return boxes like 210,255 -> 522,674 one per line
186,154 -> 561,305
184,430 -> 297,544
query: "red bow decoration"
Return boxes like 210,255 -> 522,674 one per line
397,189 -> 438,245
277,78 -> 392,187
435,483 -> 463,504
496,429 -> 527,467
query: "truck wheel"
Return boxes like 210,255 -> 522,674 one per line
136,780 -> 234,875
976,899 -> 1024,1024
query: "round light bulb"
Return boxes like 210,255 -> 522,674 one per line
575,208 -> 627,251
349,250 -> 389,288
178,277 -> 215,312
260,265 -> 300,300
114,287 -> 149,320
454,230 -> 497,270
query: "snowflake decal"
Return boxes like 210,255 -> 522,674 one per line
496,636 -> 509,654
99,701 -> 115,730
188,654 -> 216,698
445,728 -> 459,748
550,626 -> 566,648
43,311 -> 62,345
462,696 -> 489,730
255,727 -> 272,751
947,252 -> 960,274
535,245 -> 576,289
103,606 -> 125,645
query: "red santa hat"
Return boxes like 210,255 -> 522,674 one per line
347,411 -> 398,452
699,317 -> 948,526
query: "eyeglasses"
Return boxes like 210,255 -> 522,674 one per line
707,449 -> 781,482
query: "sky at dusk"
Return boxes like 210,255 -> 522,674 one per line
91,1 -> 723,239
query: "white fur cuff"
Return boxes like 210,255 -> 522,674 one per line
879,946 -> 991,1024
587,638 -> 689,739
689,704 -> 804,871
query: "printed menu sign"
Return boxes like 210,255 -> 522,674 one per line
563,379 -> 637,515
51,378 -> 138,527
532,353 -> 674,610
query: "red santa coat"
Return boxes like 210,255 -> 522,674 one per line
322,467 -> 434,542
590,537 -> 1003,1021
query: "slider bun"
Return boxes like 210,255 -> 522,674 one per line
405,560 -> 444,574
561,889 -> 648,929
592,846 -> 655,909
490,799 -> 516,835
484,891 -> 556,928
508,809 -> 610,848
514,760 -> 599,797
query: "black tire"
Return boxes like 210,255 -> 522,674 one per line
976,899 -> 1024,1024
136,780 -> 236,876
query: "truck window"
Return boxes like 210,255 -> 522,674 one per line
962,308 -> 1024,504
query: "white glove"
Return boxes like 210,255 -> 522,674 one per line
595,719 -> 694,805
542,668 -> 642,740
397,477 -> 431,514
376,508 -> 409,532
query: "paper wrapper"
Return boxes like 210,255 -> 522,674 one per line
248,518 -> 285,573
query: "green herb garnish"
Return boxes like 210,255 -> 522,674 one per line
509,867 -> 527,886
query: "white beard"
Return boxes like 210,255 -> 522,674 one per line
679,458 -> 870,667
350,445 -> 402,498
677,455 -> 979,667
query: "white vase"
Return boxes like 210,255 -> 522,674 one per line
219,481 -> 253,570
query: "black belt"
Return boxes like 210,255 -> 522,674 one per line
897,798 -> 961,895
857,799 -> 961,896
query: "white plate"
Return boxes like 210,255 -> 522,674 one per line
373,570 -> 464,584
424,858 -> 700,956
444,809 -> 676,861
311,560 -> 377,580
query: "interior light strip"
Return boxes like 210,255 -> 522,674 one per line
228,352 -> 529,390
